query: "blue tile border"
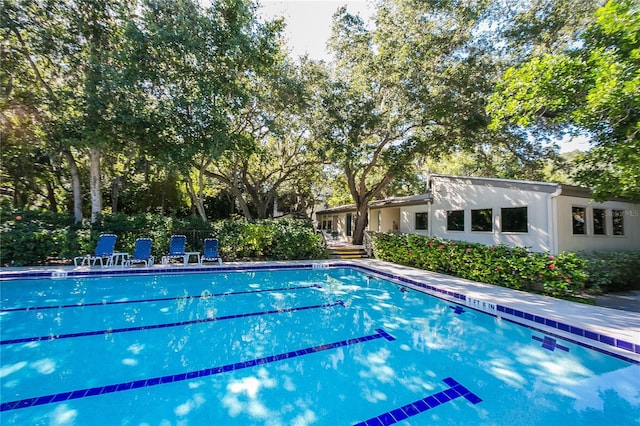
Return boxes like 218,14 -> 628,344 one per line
1,300 -> 344,345
1,261 -> 637,363
0,327 -> 394,412
354,377 -> 482,426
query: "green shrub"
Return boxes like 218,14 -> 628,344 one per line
581,251 -> 640,293
212,217 -> 328,261
0,209 -> 328,265
0,209 -> 75,266
372,232 -> 588,297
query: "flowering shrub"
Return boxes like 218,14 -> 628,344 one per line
372,232 -> 588,297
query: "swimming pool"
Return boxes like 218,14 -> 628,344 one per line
1,264 -> 639,425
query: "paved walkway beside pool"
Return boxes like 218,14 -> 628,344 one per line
596,290 -> 640,313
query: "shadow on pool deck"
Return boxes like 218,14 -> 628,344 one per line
596,290 -> 640,313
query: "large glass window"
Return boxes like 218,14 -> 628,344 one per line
447,210 -> 464,231
572,207 -> 586,235
415,212 -> 428,230
593,208 -> 606,235
501,207 -> 528,233
613,210 -> 624,235
471,208 -> 493,232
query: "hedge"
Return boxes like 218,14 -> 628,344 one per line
0,209 -> 328,266
372,232 -> 588,297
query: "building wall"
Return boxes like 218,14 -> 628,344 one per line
554,196 -> 640,252
430,178 -> 555,252
400,205 -> 431,235
370,207 -> 400,233
315,211 -> 352,242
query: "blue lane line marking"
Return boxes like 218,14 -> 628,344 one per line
0,284 -> 322,312
0,300 -> 343,345
354,377 -> 482,426
532,335 -> 570,352
0,328 -> 395,412
449,305 -> 465,315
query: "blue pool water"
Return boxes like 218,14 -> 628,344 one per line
1,267 -> 638,425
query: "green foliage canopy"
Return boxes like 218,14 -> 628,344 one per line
489,0 -> 640,200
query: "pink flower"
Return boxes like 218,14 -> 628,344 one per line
466,248 -> 471,253
15,215 -> 22,221
548,255 -> 555,261
490,247 -> 495,252
549,264 -> 556,270
438,244 -> 445,249
428,241 -> 434,247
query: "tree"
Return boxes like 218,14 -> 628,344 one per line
488,0 -> 639,200
130,0 -> 284,221
2,0 -> 137,222
314,1 -> 537,244
204,57 -> 325,219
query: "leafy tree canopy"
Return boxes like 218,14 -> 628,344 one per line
488,0 -> 640,200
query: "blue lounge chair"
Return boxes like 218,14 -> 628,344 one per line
162,235 -> 189,265
74,234 -> 118,267
201,238 -> 222,265
126,238 -> 154,267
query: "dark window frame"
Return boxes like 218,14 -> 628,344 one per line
593,208 -> 606,235
501,207 -> 528,233
447,210 -> 465,231
415,212 -> 428,230
471,208 -> 493,232
572,206 -> 586,235
612,210 -> 625,235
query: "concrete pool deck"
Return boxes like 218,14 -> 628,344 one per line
1,258 -> 638,362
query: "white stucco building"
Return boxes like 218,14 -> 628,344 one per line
315,174 -> 640,253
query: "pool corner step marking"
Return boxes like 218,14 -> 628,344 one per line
354,377 -> 482,426
0,328 -> 395,412
0,300 -> 345,345
532,335 -> 570,352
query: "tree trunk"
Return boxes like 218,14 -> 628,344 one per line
111,176 -> 120,213
352,201 -> 370,245
62,149 -> 83,223
45,178 -> 58,212
184,174 -> 207,221
89,147 -> 102,223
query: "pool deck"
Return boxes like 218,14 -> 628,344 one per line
1,258 -> 639,362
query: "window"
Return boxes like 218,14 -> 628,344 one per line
447,210 -> 464,231
572,207 -> 585,235
613,210 -> 624,235
593,208 -> 606,235
471,208 -> 493,232
501,207 -> 528,233
415,212 -> 428,230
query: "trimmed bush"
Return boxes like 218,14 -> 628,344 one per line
372,232 -> 588,297
211,216 -> 328,261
